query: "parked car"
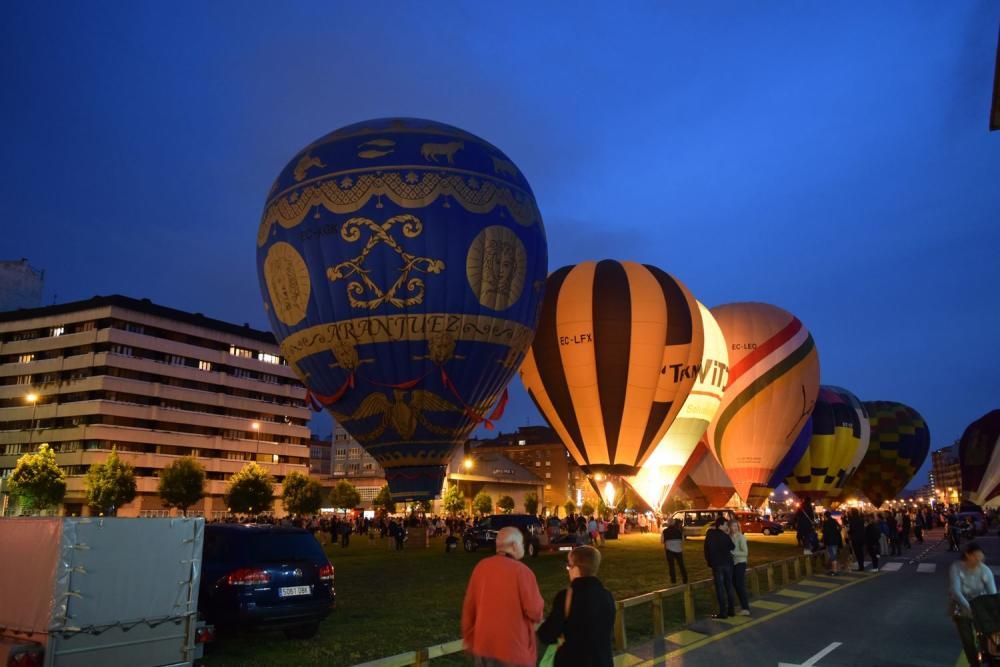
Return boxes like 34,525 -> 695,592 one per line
464,514 -> 543,557
734,511 -> 784,536
669,509 -> 737,537
200,524 -> 335,639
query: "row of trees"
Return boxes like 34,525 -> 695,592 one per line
7,447 -> 627,519
3,444 -> 371,517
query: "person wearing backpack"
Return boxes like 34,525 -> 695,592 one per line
821,512 -> 843,575
537,545 -> 615,667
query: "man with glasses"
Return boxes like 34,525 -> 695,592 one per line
537,546 -> 615,666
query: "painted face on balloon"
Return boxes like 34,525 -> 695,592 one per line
483,239 -> 518,300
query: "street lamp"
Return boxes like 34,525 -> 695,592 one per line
462,457 -> 474,515
25,393 -> 38,432
251,422 -> 260,460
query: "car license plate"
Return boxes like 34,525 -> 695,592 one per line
279,586 -> 311,598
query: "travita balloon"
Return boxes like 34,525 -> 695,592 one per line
256,118 -> 548,501
842,401 -> 930,508
785,386 -> 869,501
628,302 -> 728,511
958,410 -> 1000,507
706,302 -> 821,507
520,260 -> 704,477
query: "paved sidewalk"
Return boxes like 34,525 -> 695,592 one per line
613,528 -> 952,667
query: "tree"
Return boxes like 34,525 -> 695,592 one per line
409,499 -> 432,514
564,500 -> 576,516
328,479 -> 361,509
282,471 -> 324,516
372,485 -> 396,514
224,462 -> 275,514
523,492 -> 539,516
497,495 -> 515,514
664,496 -> 688,514
473,490 -> 493,516
7,444 -> 66,513
442,483 -> 466,515
581,501 -> 595,517
86,447 -> 137,516
157,456 -> 206,516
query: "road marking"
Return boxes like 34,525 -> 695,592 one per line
796,579 -> 839,589
778,641 -> 843,667
716,615 -> 753,626
642,573 -> 879,666
774,588 -> 814,599
917,563 -> 936,573
664,629 -> 708,646
614,654 -> 645,667
879,562 -> 903,572
752,600 -> 789,611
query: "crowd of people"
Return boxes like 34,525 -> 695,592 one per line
791,498 -> 982,573
215,500 -> 999,666
462,527 -> 616,667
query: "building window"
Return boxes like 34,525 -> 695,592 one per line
363,463 -> 374,471
335,448 -> 347,459
125,323 -> 145,334
518,439 -> 527,446
358,487 -> 380,501
229,345 -> 253,358
546,460 -> 551,467
260,373 -> 279,384
232,367 -> 254,379
50,326 -> 65,337
168,354 -> 186,366
348,448 -> 361,460
546,484 -> 552,490
17,354 -> 34,364
545,472 -> 551,479
258,352 -> 281,365
77,321 -> 96,332
535,461 -> 541,467
198,360 -> 212,371
110,344 -> 133,357
15,375 -> 31,385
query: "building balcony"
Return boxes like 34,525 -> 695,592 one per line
0,328 -> 101,356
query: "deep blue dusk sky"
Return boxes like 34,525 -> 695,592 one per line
3,3 -> 998,488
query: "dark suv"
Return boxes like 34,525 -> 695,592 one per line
200,524 -> 335,639
463,514 -> 542,557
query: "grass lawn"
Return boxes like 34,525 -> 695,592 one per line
205,531 -> 801,667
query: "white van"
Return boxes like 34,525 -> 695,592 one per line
669,509 -> 737,537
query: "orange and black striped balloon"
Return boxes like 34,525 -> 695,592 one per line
519,260 -> 704,476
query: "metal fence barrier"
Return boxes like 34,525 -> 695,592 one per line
353,552 -> 823,666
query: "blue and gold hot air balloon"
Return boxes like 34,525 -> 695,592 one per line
841,401 -> 930,507
256,118 -> 548,501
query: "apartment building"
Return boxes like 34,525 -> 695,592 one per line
930,443 -> 961,505
0,295 -> 311,517
309,425 -> 387,508
471,425 -> 600,514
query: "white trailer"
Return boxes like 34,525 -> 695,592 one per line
0,517 -> 206,667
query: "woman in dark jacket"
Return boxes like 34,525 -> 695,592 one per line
537,545 -> 615,667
